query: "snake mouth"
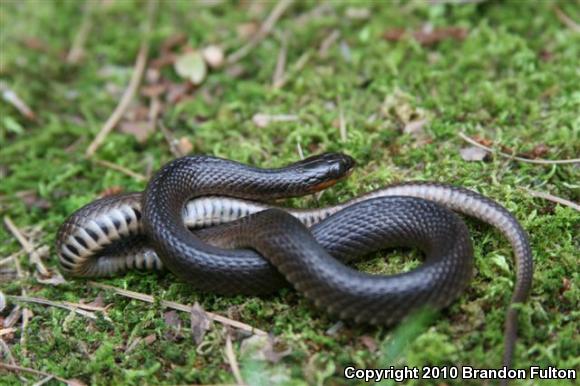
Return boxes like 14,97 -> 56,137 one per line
308,168 -> 354,193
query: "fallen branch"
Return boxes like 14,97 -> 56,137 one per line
85,0 -> 157,157
0,363 -> 78,385
227,0 -> 293,64
522,188 -> 580,212
92,159 -> 147,182
88,281 -> 267,336
458,132 -> 580,165
8,295 -> 110,322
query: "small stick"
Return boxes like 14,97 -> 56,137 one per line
8,295 -> 110,322
522,188 -> 580,212
3,216 -> 49,276
0,82 -> 36,121
85,0 -> 157,157
338,97 -> 347,142
32,375 -> 55,386
0,338 -> 17,365
272,32 -> 288,88
227,0 -> 294,64
66,0 -> 95,64
0,363 -> 75,385
88,281 -> 267,336
272,51 -> 310,89
296,140 -> 304,160
319,29 -> 340,57
554,6 -> 580,33
158,120 -> 184,157
458,132 -> 580,165
92,159 -> 147,182
225,333 -> 246,386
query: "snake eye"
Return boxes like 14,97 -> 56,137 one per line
296,153 -> 356,192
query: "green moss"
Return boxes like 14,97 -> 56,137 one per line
1,1 -> 578,385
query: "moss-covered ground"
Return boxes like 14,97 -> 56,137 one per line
1,1 -> 578,385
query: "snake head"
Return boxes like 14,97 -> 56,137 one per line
294,153 -> 356,192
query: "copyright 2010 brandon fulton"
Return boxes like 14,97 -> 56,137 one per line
343,365 -> 577,383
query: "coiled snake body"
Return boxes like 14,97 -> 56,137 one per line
56,153 -> 533,369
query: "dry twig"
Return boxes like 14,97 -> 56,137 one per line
0,82 -> 36,121
225,333 -> 246,386
0,363 -> 77,385
272,51 -> 310,89
66,1 -> 95,64
554,6 -> 580,33
272,32 -> 288,88
522,188 -> 580,212
3,216 -> 48,277
8,295 -> 110,322
458,132 -> 580,165
92,159 -> 147,181
158,120 -> 184,157
88,281 -> 267,336
85,0 -> 157,157
227,0 -> 293,64
338,97 -> 347,142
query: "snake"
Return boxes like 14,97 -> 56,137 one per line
56,153 -> 533,370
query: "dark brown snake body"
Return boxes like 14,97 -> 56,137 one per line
56,153 -> 533,371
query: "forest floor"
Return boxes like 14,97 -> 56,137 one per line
0,1 -> 578,385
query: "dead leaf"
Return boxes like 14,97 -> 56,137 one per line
119,121 -> 155,144
237,22 -> 259,40
413,26 -> 468,46
202,45 -> 225,69
161,33 -> 187,54
383,26 -> 468,46
253,113 -> 271,128
150,53 -> 177,69
359,335 -> 377,352
240,334 -> 291,364
174,51 -> 207,85
472,135 -> 493,147
226,64 -> 246,78
164,310 -> 182,341
460,146 -> 489,162
383,28 -> 406,42
83,293 -> 105,309
177,137 -> 193,155
141,83 -> 167,98
144,334 -> 157,345
521,143 -> 550,159
560,277 -> 571,294
166,83 -> 193,104
98,186 -> 124,198
190,302 -> 211,345
403,119 -> 429,140
16,190 -> 51,210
